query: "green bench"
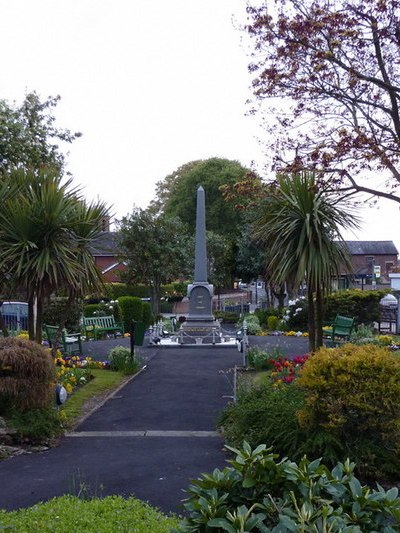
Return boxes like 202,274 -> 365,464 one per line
45,324 -> 83,355
82,315 -> 124,340
323,315 -> 355,345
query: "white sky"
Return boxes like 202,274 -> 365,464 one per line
1,0 -> 400,252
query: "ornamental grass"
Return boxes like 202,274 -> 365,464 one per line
0,337 -> 55,411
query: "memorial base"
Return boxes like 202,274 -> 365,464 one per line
180,321 -> 222,344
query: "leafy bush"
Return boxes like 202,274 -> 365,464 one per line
297,343 -> 400,478
108,346 -> 142,375
8,406 -> 62,440
219,379 -> 307,458
42,297 -> 83,331
282,297 -> 308,331
214,310 -> 240,323
141,301 -> 154,328
118,296 -> 143,332
246,347 -> 282,371
254,307 -> 281,328
0,337 -> 55,412
174,442 -> 400,533
0,495 -> 179,532
324,289 -> 388,325
105,283 -> 150,299
266,315 -> 280,330
83,303 -> 100,317
238,314 -> 262,335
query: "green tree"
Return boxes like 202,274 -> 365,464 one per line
116,209 -> 192,315
0,168 -> 109,342
150,158 -> 249,238
246,0 -> 400,204
0,92 -> 81,173
254,172 -> 358,351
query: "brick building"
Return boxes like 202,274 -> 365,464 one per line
89,231 -> 125,283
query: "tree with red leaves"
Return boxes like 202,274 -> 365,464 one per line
246,0 -> 400,203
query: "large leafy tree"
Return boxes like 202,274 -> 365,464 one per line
246,0 -> 400,203
117,209 -> 192,315
254,172 -> 359,351
0,91 -> 81,173
150,158 -> 255,284
0,168 -> 109,342
150,158 -> 250,238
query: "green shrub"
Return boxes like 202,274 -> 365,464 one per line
0,337 -> 55,412
141,301 -> 154,328
266,315 -> 280,330
254,307 -> 281,327
219,379 -> 307,458
214,310 -> 240,323
283,297 -> 308,330
324,289 -> 388,325
83,303 -> 100,317
108,346 -> 142,375
297,343 -> 400,478
105,283 -> 150,299
174,442 -> 400,533
0,495 -> 179,532
42,297 -> 83,331
118,296 -> 143,332
8,406 -> 62,440
246,347 -> 281,371
238,314 -> 262,335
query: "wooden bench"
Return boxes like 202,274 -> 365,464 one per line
44,325 -> 82,355
323,315 -> 355,344
82,315 -> 124,340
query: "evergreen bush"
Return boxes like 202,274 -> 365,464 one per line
141,301 -> 154,328
219,379 -> 307,458
255,307 -> 281,327
266,315 -> 280,330
83,303 -> 100,317
297,343 -> 400,478
324,289 -> 388,325
118,296 -> 143,332
174,442 -> 400,532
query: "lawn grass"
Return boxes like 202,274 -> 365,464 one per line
0,495 -> 179,532
60,369 -> 129,427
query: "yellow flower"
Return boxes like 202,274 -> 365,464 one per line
65,383 -> 73,394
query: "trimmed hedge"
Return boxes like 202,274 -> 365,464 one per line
324,289 -> 388,325
118,296 -> 144,332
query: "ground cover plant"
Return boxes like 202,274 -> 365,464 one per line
173,442 -> 400,532
0,495 -> 179,532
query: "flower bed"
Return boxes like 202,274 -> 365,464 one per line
54,355 -> 110,395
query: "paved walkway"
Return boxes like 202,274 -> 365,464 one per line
0,336 -> 308,515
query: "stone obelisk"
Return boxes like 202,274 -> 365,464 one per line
182,186 -> 219,342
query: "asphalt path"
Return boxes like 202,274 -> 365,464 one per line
0,335 -> 308,515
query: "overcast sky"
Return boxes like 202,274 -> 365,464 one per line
1,0 -> 400,252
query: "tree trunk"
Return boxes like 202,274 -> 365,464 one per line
28,294 -> 35,340
315,284 -> 324,349
35,297 -> 43,344
150,283 -> 160,317
307,284 -> 316,352
273,283 -> 286,310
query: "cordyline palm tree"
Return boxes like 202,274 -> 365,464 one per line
0,168 -> 109,342
254,172 -> 359,352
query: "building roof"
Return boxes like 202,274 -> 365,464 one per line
343,241 -> 398,256
89,232 -> 118,256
